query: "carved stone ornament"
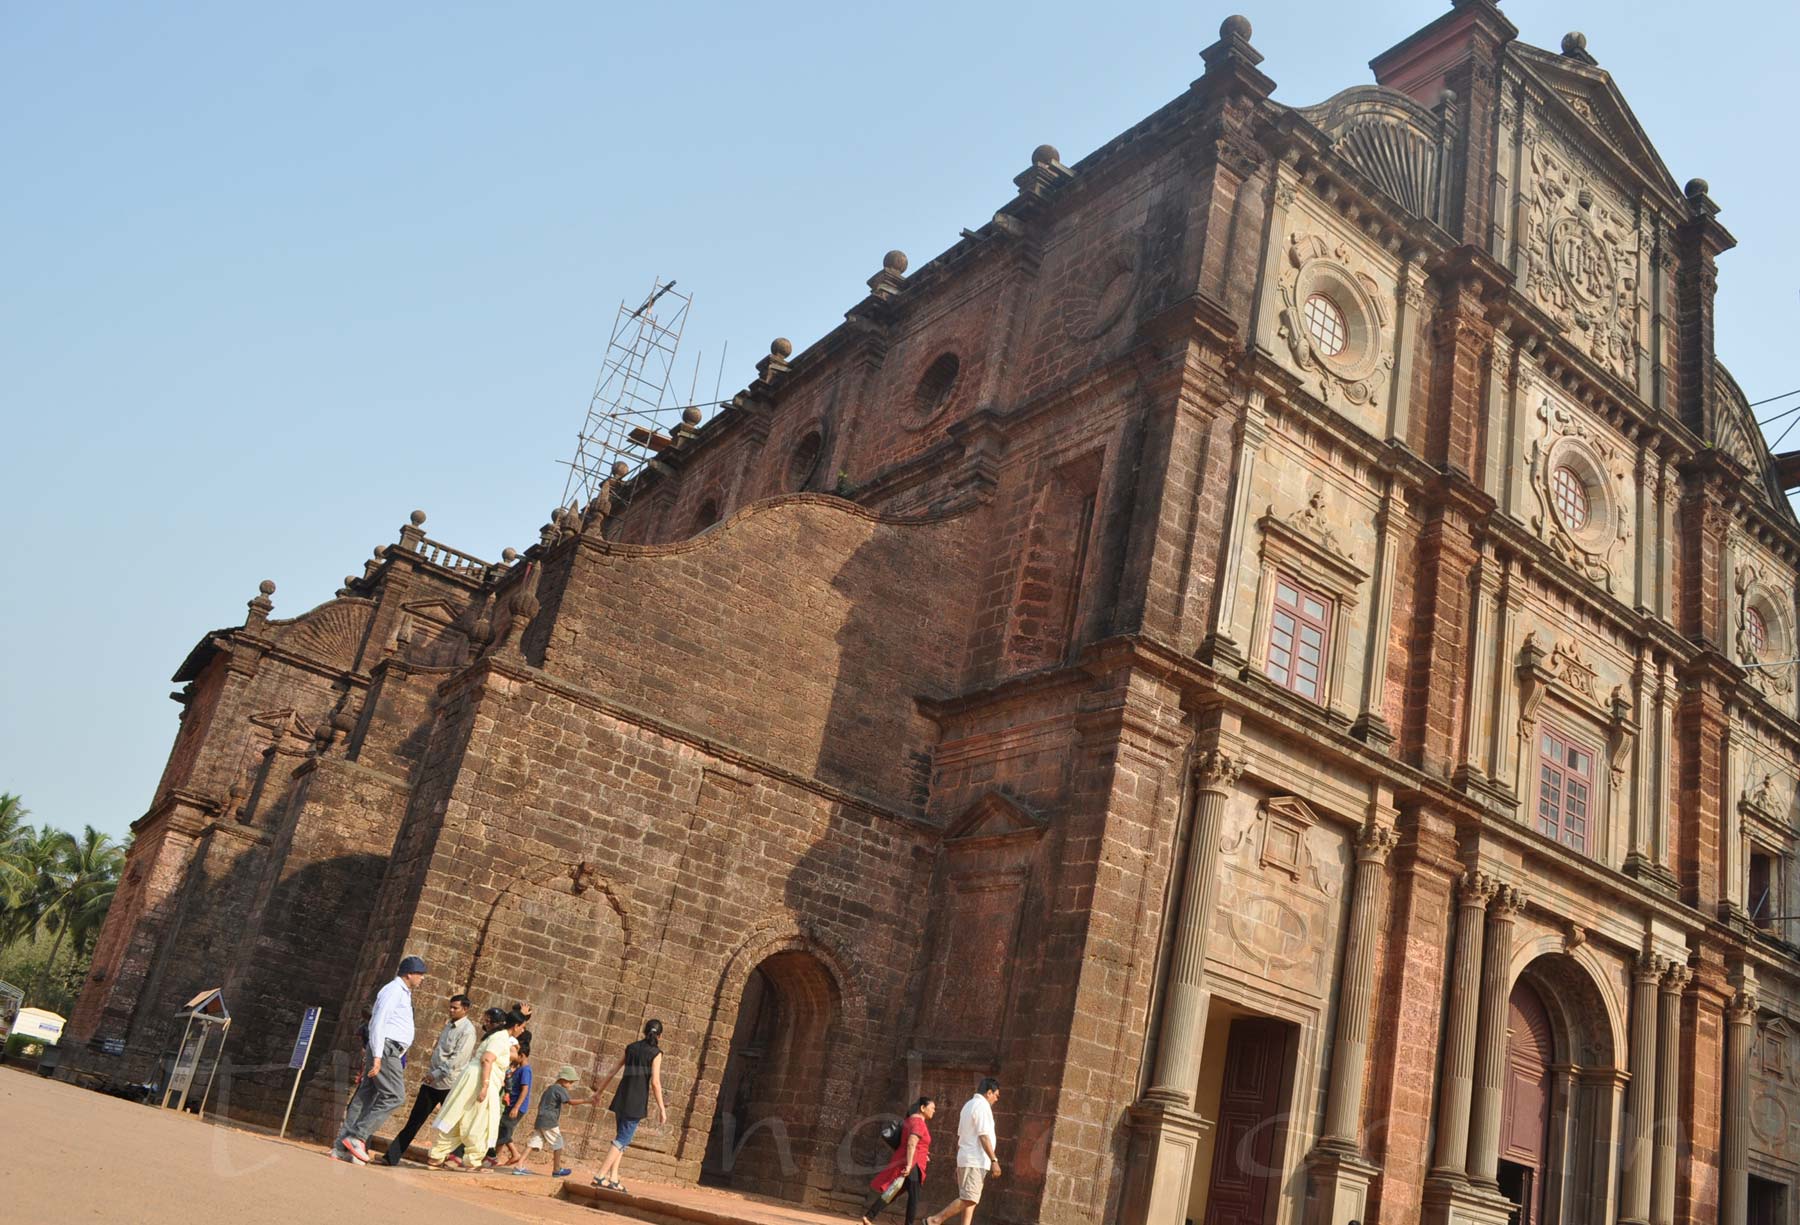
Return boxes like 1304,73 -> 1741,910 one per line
1066,243 -> 1138,340
1276,232 -> 1394,409
1525,393 -> 1632,590
1735,561 -> 1795,697
1742,770 -> 1787,820
1520,129 -> 1641,380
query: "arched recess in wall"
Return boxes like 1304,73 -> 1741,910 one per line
460,864 -> 631,1093
686,924 -> 869,1205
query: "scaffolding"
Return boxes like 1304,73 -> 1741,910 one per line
560,279 -> 695,507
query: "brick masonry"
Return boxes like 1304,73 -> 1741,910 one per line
65,7 -> 1800,1224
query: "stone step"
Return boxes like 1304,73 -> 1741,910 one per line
559,1179 -> 848,1225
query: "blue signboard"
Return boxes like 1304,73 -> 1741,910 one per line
288,1006 -> 321,1070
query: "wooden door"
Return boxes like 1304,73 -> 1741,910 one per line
1202,1017 -> 1294,1225
1500,982 -> 1555,1224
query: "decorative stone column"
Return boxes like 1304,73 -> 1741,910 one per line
1431,872 -> 1496,1176
1119,747 -> 1242,1225
1650,963 -> 1689,1225
1145,748 -> 1243,1101
1423,873 -> 1514,1225
1720,982 -> 1757,1225
1466,885 -> 1525,1184
1304,820 -> 1396,1225
1619,953 -> 1662,1224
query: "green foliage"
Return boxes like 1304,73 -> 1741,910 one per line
0,794 -> 128,1012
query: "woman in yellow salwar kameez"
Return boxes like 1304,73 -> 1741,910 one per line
428,1007 -> 526,1168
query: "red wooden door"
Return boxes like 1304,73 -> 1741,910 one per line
1499,982 -> 1555,1224
1202,1018 -> 1294,1225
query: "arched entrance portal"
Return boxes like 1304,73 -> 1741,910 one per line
702,950 -> 842,1202
1497,980 -> 1554,1223
1492,954 -> 1623,1225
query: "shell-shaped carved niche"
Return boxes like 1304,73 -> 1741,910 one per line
275,600 -> 373,671
1297,86 -> 1450,224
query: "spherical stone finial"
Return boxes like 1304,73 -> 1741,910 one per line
1561,31 -> 1587,55
1220,14 -> 1252,41
258,579 -> 276,596
344,575 -> 358,589
1031,143 -> 1060,167
770,337 -> 793,359
1685,177 -> 1710,199
1436,87 -> 1458,108
501,547 -> 519,563
882,249 -> 909,274
611,459 -> 631,479
682,404 -> 704,425
409,509 -> 427,526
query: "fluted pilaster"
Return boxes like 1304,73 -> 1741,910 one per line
1467,884 -> 1525,1184
1650,963 -> 1689,1224
1321,821 -> 1398,1147
1720,984 -> 1757,1225
1431,871 -> 1497,1175
1619,953 -> 1663,1223
1145,748 -> 1242,1103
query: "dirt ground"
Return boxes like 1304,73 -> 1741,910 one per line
0,1068 -> 637,1224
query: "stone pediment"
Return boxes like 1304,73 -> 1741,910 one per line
1510,41 -> 1682,206
943,792 -> 1047,844
400,598 -> 462,626
248,707 -> 316,743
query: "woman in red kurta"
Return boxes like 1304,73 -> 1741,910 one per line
860,1096 -> 936,1224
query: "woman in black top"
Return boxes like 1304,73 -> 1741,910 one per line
590,1019 -> 666,1193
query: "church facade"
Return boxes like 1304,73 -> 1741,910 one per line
66,4 -> 1800,1223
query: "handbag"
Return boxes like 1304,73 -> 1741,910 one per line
878,1119 -> 903,1150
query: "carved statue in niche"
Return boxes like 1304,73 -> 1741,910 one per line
1276,232 -> 1394,410
1521,126 -> 1640,381
1525,393 -> 1632,591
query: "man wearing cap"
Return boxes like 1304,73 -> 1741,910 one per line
336,954 -> 426,1164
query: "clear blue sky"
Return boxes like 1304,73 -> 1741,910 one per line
4,1 -> 1795,841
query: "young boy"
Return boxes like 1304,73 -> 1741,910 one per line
490,1032 -> 533,1167
512,1065 -> 591,1177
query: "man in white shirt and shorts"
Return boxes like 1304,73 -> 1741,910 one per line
926,1077 -> 1001,1225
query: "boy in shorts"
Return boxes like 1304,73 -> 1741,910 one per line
512,1065 -> 591,1178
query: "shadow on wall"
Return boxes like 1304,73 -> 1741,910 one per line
212,851 -> 391,1123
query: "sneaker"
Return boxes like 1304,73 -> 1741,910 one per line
553,1168 -> 572,1178
342,1137 -> 371,1163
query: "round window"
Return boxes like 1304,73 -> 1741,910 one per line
914,353 -> 961,419
1748,605 -> 1769,655
1302,293 -> 1347,358
1551,465 -> 1590,530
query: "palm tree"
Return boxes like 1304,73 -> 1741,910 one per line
0,793 -> 32,906
28,826 -> 123,1004
1,824 -> 71,946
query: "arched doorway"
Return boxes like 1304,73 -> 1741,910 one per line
1498,980 -> 1554,1223
1490,953 -> 1624,1225
702,950 -> 841,1202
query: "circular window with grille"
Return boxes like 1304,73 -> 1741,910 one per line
1551,465 -> 1590,530
913,352 -> 961,421
1302,294 -> 1347,357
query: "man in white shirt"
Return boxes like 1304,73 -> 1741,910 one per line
926,1077 -> 1001,1225
336,954 -> 426,1164
380,992 -> 476,1165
